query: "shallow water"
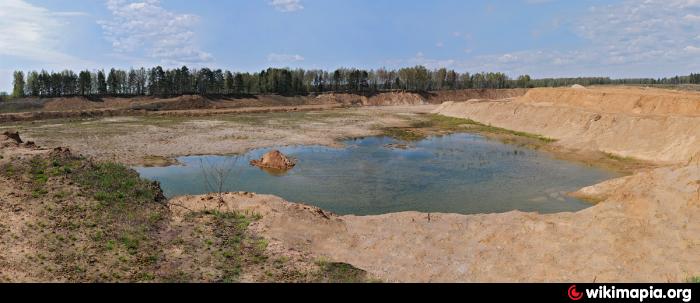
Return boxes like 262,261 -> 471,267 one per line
136,133 -> 618,215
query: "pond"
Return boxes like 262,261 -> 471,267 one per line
135,133 -> 618,215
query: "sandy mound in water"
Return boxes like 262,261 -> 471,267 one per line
250,150 -> 296,170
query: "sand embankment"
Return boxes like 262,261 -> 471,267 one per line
314,89 -> 527,106
433,87 -> 700,164
519,87 -> 700,117
0,89 -> 526,123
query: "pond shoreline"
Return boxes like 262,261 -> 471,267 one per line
138,133 -> 617,216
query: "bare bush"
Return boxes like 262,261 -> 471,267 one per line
199,156 -> 242,206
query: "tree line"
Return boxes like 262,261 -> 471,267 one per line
6,66 -> 700,99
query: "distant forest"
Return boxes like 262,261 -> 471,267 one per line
3,65 -> 700,100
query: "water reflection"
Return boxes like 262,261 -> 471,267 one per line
136,133 -> 618,215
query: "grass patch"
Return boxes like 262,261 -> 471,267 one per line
1,152 -> 167,282
603,152 -> 638,163
689,276 -> 700,283
313,260 -> 371,283
74,162 -> 164,205
381,127 -> 426,141
184,210 -> 261,282
416,114 -> 556,143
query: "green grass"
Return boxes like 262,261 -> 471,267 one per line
689,276 -> 700,283
381,127 -> 426,141
185,210 -> 261,282
1,153 -> 168,282
75,162 -> 163,205
603,152 -> 638,163
417,114 -> 557,143
313,260 -> 371,283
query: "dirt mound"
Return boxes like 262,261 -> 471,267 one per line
129,95 -> 210,111
315,92 -> 425,106
315,93 -> 368,106
364,92 -> 425,106
517,87 -> 700,117
0,130 -> 38,149
43,97 -> 105,111
315,89 -> 528,106
426,88 -> 528,103
250,150 -> 296,170
2,130 -> 22,144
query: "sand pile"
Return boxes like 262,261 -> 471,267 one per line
571,84 -> 585,89
425,88 -> 528,103
517,87 -> 700,117
365,92 -> 426,106
315,93 -> 368,106
250,150 -> 296,170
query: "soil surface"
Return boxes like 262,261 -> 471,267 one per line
1,86 -> 698,282
0,106 -> 436,166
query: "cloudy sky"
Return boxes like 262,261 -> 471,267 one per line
1,0 -> 700,91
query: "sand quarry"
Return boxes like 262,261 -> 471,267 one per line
1,86 -> 698,282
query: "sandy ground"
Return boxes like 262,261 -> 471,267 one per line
1,86 -> 698,282
0,106 -> 436,166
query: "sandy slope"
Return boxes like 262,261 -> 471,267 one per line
433,89 -> 700,164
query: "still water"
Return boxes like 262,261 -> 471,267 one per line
136,133 -> 617,215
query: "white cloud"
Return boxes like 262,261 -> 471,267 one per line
435,41 -> 444,48
0,0 -> 88,65
685,45 -> 700,54
384,52 -> 458,70
99,0 -> 213,66
269,0 -> 304,12
267,53 -> 305,63
460,0 -> 700,77
683,14 -> 700,22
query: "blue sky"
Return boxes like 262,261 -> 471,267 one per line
2,0 -> 700,92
